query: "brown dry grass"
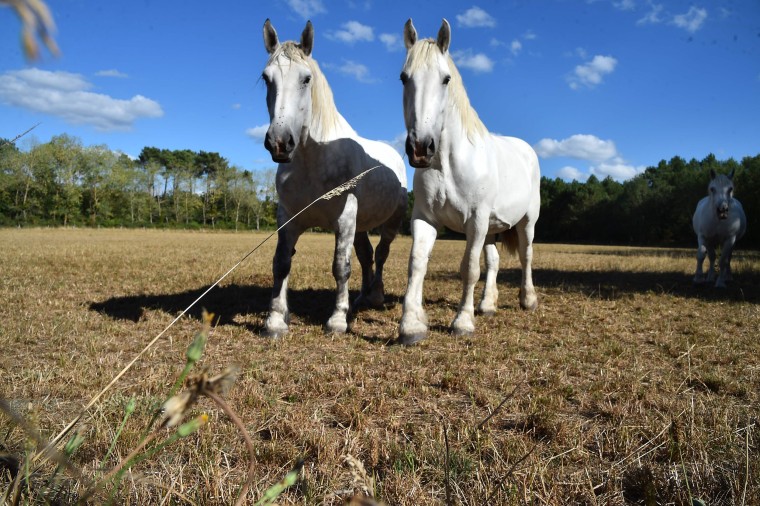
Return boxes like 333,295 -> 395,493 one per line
1,228 -> 759,505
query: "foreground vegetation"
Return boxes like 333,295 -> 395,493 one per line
1,229 -> 759,504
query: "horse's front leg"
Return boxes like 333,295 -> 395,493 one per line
399,218 -> 437,345
706,245 -> 717,283
264,217 -> 302,338
326,195 -> 359,333
451,223 -> 487,336
693,236 -> 707,285
716,237 -> 737,288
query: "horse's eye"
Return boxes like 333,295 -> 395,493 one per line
400,72 -> 409,85
728,187 -> 734,194
303,75 -> 312,85
442,75 -> 451,85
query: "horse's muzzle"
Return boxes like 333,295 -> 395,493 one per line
406,134 -> 435,168
265,132 -> 295,163
717,203 -> 729,220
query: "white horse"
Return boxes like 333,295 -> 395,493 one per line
261,19 -> 407,337
398,19 -> 541,345
692,168 -> 746,288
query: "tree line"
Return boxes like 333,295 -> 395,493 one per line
1,134 -> 757,249
0,134 -> 277,230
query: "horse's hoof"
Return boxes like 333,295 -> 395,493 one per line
263,326 -> 288,339
477,308 -> 496,317
451,327 -> 474,337
325,318 -> 348,334
398,331 -> 427,346
520,299 -> 539,311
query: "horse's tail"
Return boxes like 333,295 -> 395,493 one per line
499,228 -> 519,257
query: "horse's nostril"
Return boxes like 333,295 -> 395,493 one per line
287,135 -> 296,149
428,138 -> 435,155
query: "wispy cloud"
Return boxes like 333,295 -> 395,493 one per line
379,33 -> 403,52
673,6 -> 707,33
637,2 -> 664,25
452,50 -> 494,73
0,68 -> 162,131
568,55 -> 617,90
510,40 -> 522,56
456,6 -> 496,28
326,21 -> 374,43
95,69 -> 128,78
326,60 -> 376,83
285,0 -> 325,20
246,124 -> 268,141
535,134 -> 644,181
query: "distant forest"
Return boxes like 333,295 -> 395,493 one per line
1,134 -> 757,249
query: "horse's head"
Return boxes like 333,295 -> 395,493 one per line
261,19 -> 315,163
400,19 -> 453,168
708,168 -> 735,220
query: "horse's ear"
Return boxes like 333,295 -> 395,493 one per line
437,18 -> 451,53
301,20 -> 314,56
728,168 -> 735,180
263,19 -> 279,54
404,19 -> 417,50
710,169 -> 717,180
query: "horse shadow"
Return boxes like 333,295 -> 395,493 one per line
89,283 -> 344,333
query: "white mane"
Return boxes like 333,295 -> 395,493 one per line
266,41 -> 354,141
404,39 -> 488,141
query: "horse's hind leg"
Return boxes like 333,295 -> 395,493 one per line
353,231 -> 375,308
367,209 -> 404,308
516,218 -> 538,311
478,235 -> 499,315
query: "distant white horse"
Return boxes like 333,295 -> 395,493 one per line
261,19 -> 407,337
692,169 -> 746,288
398,19 -> 541,345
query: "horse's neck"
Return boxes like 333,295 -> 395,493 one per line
308,108 -> 356,143
440,104 -> 483,160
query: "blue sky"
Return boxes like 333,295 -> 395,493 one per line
1,0 -> 758,187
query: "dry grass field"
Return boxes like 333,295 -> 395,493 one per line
1,228 -> 759,505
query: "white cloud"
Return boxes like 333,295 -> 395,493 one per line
558,166 -> 585,181
534,134 -> 618,163
379,33 -> 403,52
637,2 -> 664,25
285,0 -> 325,19
673,6 -> 707,33
510,40 -> 522,56
591,160 -> 646,180
452,50 -> 494,73
231,103 -> 242,110
568,55 -> 617,90
537,133 -> 644,181
456,6 -> 496,28
384,131 -> 407,156
523,30 -> 537,40
0,68 -> 163,131
96,69 -> 128,78
326,21 -> 374,43
246,124 -> 269,141
328,60 -> 376,83
613,0 -> 635,11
